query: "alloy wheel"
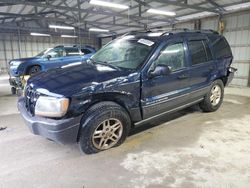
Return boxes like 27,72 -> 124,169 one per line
210,84 -> 222,106
92,118 -> 123,150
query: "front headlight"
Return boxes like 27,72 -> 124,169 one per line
10,61 -> 22,67
35,96 -> 69,118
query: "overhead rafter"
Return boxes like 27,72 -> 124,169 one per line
147,0 -> 221,14
0,0 -> 249,36
0,0 -> 172,25
206,0 -> 226,12
0,11 -> 142,29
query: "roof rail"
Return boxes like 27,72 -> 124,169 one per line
122,28 -> 219,38
198,29 -> 219,34
54,45 -> 64,48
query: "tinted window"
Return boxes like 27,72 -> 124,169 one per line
188,40 -> 211,65
203,41 -> 213,61
65,47 -> 80,56
209,36 -> 232,59
154,43 -> 185,71
81,49 -> 92,54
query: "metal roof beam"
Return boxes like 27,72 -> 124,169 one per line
0,0 -> 171,25
206,0 -> 226,12
0,11 -> 142,29
0,11 -> 76,23
146,0 -> 220,14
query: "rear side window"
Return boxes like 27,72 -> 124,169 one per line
188,40 -> 212,65
81,49 -> 92,54
65,47 -> 80,56
209,36 -> 232,59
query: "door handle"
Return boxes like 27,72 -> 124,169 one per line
178,74 -> 189,79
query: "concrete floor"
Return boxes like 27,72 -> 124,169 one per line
0,73 -> 250,188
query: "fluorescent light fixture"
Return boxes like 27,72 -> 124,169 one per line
90,0 -> 129,9
148,32 -> 163,37
224,2 -> 250,11
176,11 -> 215,21
49,25 -> 74,30
122,35 -> 135,40
89,28 -> 110,32
61,35 -> 78,38
30,32 -> 51,37
162,49 -> 180,54
147,8 -> 176,16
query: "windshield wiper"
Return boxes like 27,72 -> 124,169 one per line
90,58 -> 121,70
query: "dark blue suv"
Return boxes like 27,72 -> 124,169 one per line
8,45 -> 95,94
18,30 -> 236,154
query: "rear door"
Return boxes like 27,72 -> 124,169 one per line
141,38 -> 191,119
186,37 -> 215,100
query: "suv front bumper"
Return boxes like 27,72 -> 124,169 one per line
9,76 -> 22,88
17,98 -> 81,144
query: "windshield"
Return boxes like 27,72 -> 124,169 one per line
36,48 -> 53,57
91,38 -> 154,70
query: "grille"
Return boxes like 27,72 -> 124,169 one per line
24,85 -> 40,116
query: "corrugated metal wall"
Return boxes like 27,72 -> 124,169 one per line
201,11 -> 250,87
176,10 -> 250,87
0,34 -> 98,72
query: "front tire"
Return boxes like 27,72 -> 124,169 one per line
200,79 -> 224,112
11,87 -> 16,95
78,102 -> 131,154
28,65 -> 41,75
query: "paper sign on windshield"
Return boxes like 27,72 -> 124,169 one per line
138,39 -> 155,46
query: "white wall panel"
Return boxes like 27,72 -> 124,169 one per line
222,12 -> 250,87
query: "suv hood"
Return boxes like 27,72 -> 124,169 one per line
27,63 -> 133,97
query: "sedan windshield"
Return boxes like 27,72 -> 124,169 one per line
36,48 -> 53,57
91,38 -> 154,70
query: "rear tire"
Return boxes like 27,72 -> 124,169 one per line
200,80 -> 224,112
78,102 -> 131,154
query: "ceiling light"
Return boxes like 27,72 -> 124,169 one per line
147,8 -> 176,16
30,33 -> 51,37
90,0 -> 129,9
224,2 -> 250,11
148,32 -> 163,37
49,25 -> 75,30
176,11 -> 215,21
61,35 -> 78,38
89,28 -> 110,32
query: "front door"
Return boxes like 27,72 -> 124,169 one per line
44,47 -> 65,69
141,39 -> 191,119
61,47 -> 82,66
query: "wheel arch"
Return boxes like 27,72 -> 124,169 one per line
25,64 -> 42,75
76,92 -> 137,142
88,92 -> 134,120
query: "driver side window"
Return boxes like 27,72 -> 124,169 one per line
47,48 -> 65,58
154,43 -> 185,72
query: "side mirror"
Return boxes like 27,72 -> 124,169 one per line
46,55 -> 52,60
148,64 -> 171,78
